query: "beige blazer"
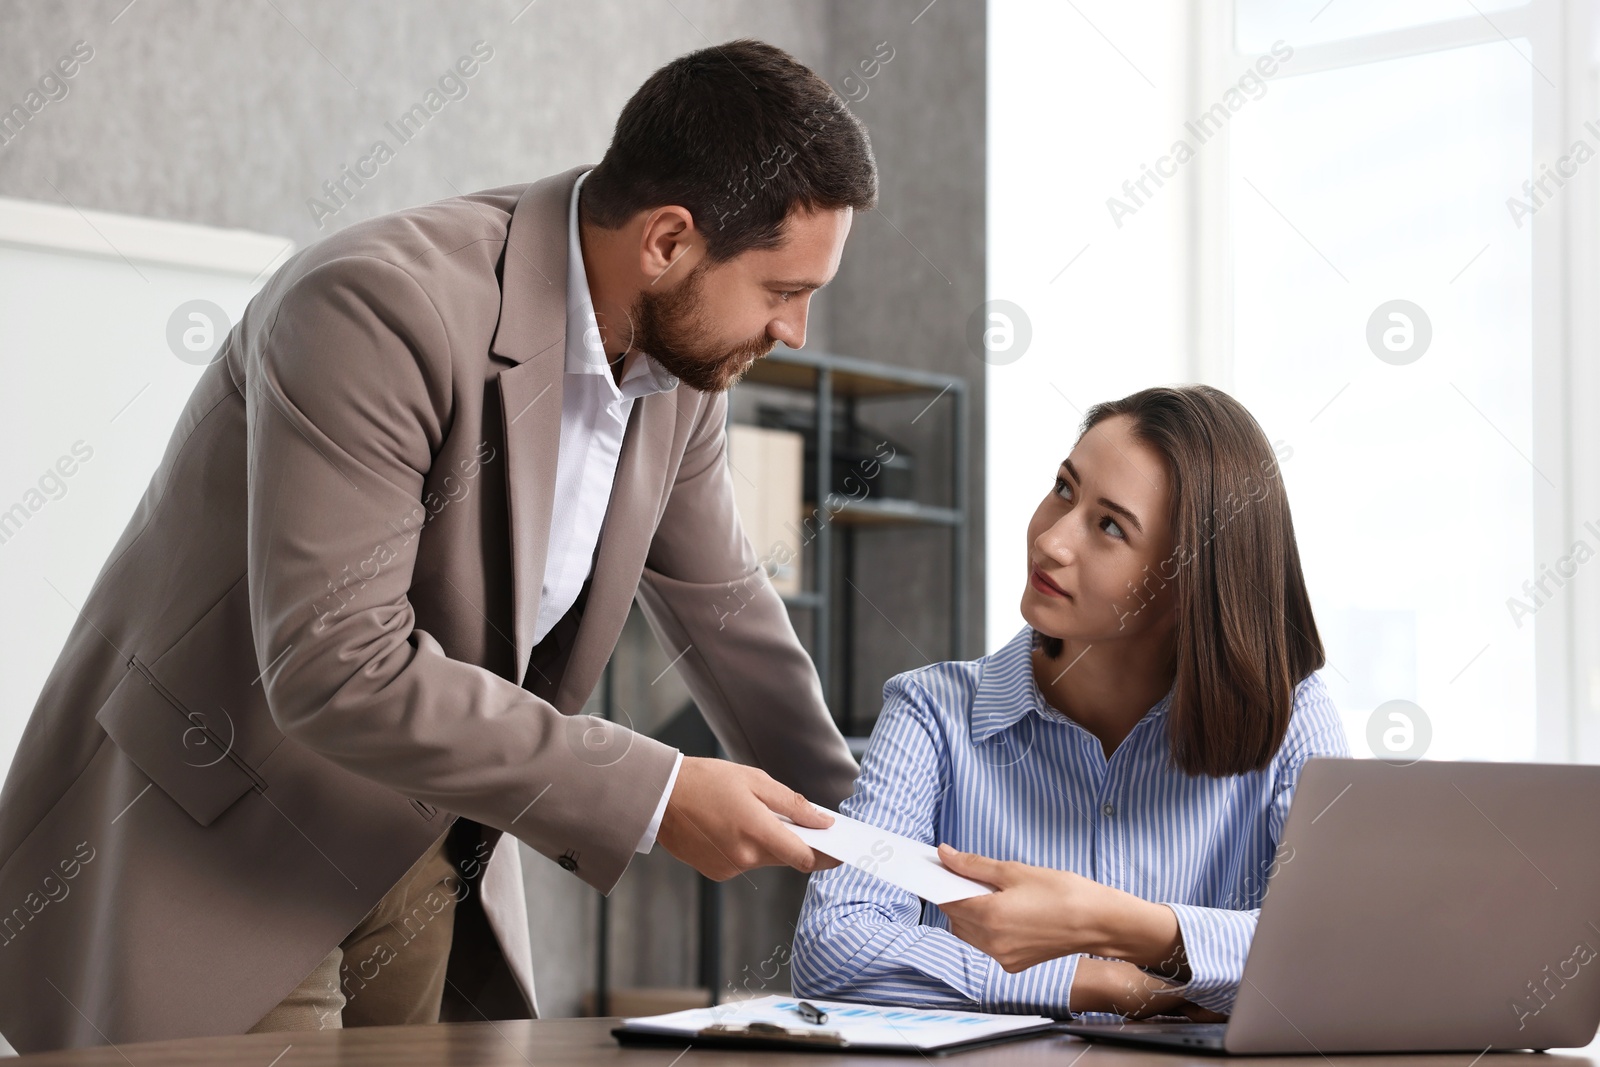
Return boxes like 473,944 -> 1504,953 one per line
0,164 -> 859,1053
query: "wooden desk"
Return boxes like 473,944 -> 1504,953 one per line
7,1018 -> 1600,1066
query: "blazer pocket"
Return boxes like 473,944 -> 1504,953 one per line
94,656 -> 262,827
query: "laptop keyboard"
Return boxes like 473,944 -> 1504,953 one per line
1103,1022 -> 1228,1036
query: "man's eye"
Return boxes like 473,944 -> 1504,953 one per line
777,289 -> 801,302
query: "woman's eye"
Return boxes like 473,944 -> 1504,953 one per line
1053,475 -> 1073,501
1101,516 -> 1126,540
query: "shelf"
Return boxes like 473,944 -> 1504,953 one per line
806,498 -> 962,527
742,346 -> 962,398
727,345 -> 969,733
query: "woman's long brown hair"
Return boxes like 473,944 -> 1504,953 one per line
1038,384 -> 1325,776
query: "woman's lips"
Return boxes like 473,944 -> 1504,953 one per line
1030,567 -> 1070,599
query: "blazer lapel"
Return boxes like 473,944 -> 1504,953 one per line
489,166 -> 587,687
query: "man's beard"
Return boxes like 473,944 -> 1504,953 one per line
630,260 -> 775,393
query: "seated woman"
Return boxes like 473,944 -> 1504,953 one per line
791,384 -> 1348,1021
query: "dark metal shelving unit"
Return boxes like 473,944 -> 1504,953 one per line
738,346 -> 970,737
591,346 -> 970,1013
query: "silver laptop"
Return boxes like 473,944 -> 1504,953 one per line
1062,758 -> 1600,1054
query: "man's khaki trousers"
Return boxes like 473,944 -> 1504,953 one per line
247,828 -> 459,1032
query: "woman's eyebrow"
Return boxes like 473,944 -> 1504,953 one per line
1062,457 -> 1144,535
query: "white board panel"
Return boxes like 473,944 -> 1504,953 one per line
0,197 -> 291,783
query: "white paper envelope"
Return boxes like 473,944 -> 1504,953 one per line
780,808 -> 994,904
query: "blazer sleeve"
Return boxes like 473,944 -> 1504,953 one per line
244,253 -> 677,895
633,388 -> 859,808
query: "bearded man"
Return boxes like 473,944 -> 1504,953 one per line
0,37 -> 874,1052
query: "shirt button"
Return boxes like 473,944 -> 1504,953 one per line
1101,802 -> 1116,817
558,853 -> 579,872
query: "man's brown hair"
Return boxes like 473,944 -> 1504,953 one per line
1039,385 -> 1325,776
581,39 -> 878,261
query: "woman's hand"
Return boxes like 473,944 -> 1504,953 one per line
934,843 -> 1190,977
1070,957 -> 1228,1021
936,844 -> 1113,971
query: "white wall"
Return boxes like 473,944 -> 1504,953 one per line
0,197 -> 290,776
985,0 -> 1192,651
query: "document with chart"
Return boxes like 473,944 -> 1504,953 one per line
613,995 -> 1059,1052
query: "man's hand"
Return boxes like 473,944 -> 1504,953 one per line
656,756 -> 843,880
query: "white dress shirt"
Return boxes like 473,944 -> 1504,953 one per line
538,168 -> 682,853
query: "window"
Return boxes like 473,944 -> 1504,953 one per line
989,0 -> 1595,762
1197,1 -> 1570,761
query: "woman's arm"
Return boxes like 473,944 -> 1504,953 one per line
791,675 -> 1084,1016
936,848 -> 1218,1017
937,673 -> 1349,1016
937,846 -> 1187,974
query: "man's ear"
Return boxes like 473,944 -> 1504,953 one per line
638,205 -> 699,282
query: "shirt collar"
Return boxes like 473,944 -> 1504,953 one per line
969,626 -> 1175,744
564,168 -> 678,399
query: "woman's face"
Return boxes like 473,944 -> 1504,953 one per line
1021,414 -> 1178,646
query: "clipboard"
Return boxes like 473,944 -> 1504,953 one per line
611,1022 -> 1064,1056
611,995 -> 1064,1055
616,1019 -> 850,1050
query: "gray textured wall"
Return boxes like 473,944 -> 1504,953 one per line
0,0 -> 984,1025
824,0 -> 987,718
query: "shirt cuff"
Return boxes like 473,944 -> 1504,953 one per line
1155,902 -> 1258,1014
979,948 -> 1081,1017
635,750 -> 684,853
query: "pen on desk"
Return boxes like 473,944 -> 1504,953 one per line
794,1001 -> 829,1025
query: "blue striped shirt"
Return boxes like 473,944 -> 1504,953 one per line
791,624 -> 1349,1018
